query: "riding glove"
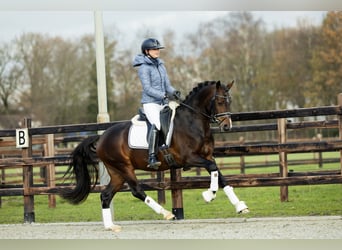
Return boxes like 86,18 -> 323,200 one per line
173,90 -> 181,100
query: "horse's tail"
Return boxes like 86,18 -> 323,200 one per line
59,135 -> 100,204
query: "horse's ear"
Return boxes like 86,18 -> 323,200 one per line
216,81 -> 221,89
227,80 -> 234,90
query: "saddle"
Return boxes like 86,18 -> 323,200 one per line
128,101 -> 179,149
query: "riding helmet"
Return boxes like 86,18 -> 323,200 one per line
141,38 -> 164,54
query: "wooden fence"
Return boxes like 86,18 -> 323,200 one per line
1,93 -> 342,222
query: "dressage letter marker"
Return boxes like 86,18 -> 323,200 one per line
16,128 -> 29,148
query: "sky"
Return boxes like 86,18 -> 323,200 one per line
0,11 -> 328,51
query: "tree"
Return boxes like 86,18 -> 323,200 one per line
0,42 -> 24,113
1,12 -> 332,129
15,33 -> 97,125
110,46 -> 140,120
15,33 -> 52,124
161,30 -> 196,96
47,36 -> 94,124
310,11 -> 342,106
268,23 -> 320,109
86,33 -> 129,121
187,12 -> 267,112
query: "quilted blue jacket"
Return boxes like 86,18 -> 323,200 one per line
133,54 -> 176,104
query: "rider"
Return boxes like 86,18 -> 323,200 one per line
133,38 -> 181,169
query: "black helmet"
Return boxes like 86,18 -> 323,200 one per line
141,38 -> 164,54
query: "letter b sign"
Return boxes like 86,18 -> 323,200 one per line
16,128 -> 29,148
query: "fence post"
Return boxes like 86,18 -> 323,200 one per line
170,168 -> 184,219
46,134 -> 56,208
240,156 -> 245,174
157,171 -> 166,204
195,167 -> 201,176
22,118 -> 35,223
0,155 -> 3,208
338,93 -> 342,176
316,133 -> 323,168
239,136 -> 245,174
278,118 -> 288,202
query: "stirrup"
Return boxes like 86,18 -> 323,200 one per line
147,156 -> 161,170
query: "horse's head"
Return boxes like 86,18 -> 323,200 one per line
181,80 -> 234,131
211,80 -> 234,131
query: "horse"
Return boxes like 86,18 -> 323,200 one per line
58,80 -> 249,232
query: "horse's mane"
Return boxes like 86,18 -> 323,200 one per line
183,81 -> 218,103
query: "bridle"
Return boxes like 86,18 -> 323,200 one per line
210,93 -> 232,125
179,89 -> 232,125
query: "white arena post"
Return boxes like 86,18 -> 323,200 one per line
94,11 -> 114,226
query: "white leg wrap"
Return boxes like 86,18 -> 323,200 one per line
223,185 -> 239,205
102,208 -> 114,228
102,208 -> 122,232
145,196 -> 175,219
209,170 -> 219,192
145,196 -> 163,214
202,171 -> 219,203
223,185 -> 249,214
202,189 -> 216,202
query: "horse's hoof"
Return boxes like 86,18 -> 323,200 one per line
235,201 -> 249,214
164,212 -> 175,220
105,224 -> 122,232
240,208 -> 250,214
202,189 -> 216,203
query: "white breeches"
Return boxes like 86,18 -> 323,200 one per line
143,103 -> 165,130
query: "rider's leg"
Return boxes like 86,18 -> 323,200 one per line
147,124 -> 161,169
143,103 -> 163,169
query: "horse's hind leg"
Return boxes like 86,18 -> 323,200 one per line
124,168 -> 175,220
144,195 -> 175,220
100,171 -> 125,232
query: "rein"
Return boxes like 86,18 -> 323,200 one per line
179,101 -> 214,121
179,94 -> 232,124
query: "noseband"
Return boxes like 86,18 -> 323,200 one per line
179,91 -> 232,125
209,93 -> 232,124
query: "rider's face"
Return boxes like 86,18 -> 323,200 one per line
147,49 -> 160,58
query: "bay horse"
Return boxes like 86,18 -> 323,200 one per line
59,80 -> 249,232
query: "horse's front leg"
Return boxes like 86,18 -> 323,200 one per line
217,171 -> 249,214
190,158 -> 219,202
202,169 -> 220,202
201,161 -> 249,214
223,185 -> 249,214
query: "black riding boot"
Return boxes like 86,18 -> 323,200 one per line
147,125 -> 161,170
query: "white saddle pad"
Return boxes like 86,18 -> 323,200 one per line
128,101 -> 179,149
128,116 -> 149,149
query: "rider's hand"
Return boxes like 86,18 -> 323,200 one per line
163,94 -> 169,103
173,90 -> 181,100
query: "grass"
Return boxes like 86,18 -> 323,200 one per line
0,152 -> 341,224
0,184 -> 341,224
